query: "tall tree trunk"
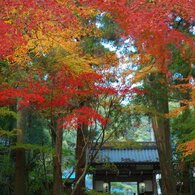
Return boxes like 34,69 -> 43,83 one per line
152,116 -> 176,195
14,149 -> 26,195
74,124 -> 86,195
148,73 -> 176,195
14,107 -> 28,195
179,82 -> 191,195
52,126 -> 64,195
181,162 -> 190,194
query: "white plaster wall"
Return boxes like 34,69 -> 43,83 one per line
94,180 -> 104,192
144,180 -> 153,192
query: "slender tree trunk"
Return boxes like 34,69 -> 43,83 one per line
74,124 -> 86,195
14,148 -> 26,195
148,73 -> 176,195
42,143 -> 50,193
52,126 -> 64,195
14,107 -> 28,195
181,162 -> 190,194
152,116 -> 176,195
179,84 -> 191,195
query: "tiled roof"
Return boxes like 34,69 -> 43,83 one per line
93,148 -> 159,163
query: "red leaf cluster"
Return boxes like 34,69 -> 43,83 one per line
0,0 -> 76,59
80,0 -> 195,73
0,21 -> 24,58
59,106 -> 108,130
0,67 -> 114,129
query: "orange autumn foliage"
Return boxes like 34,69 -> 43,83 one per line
178,139 -> 195,157
81,0 -> 195,72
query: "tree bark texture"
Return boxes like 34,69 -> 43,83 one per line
148,73 -> 176,195
74,124 -> 87,195
179,79 -> 191,195
52,124 -> 64,195
152,116 -> 176,195
181,162 -> 190,194
14,107 -> 28,195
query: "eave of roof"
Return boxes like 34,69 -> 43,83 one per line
92,143 -> 159,163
